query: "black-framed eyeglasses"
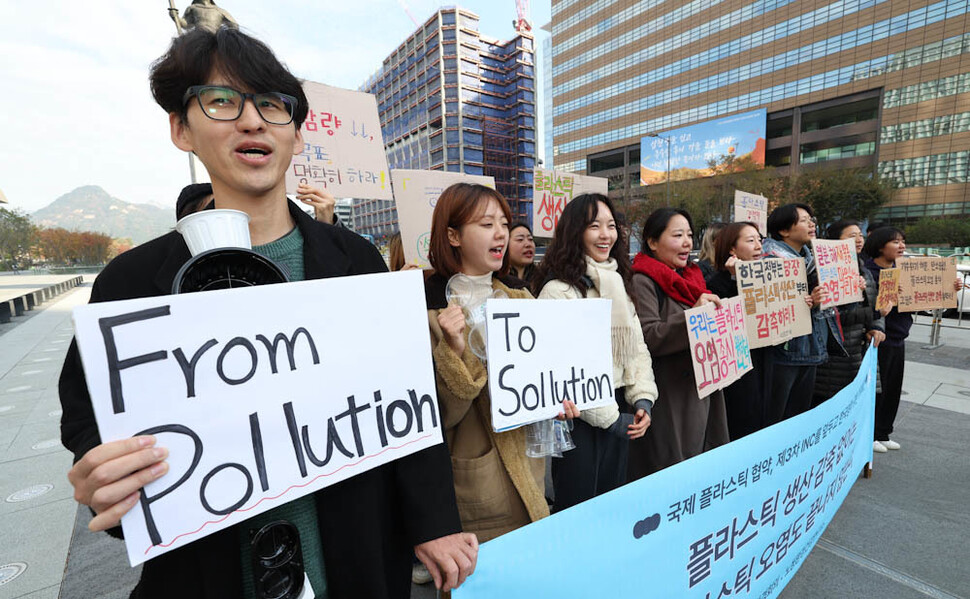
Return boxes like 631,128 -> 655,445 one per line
183,85 -> 298,125
250,520 -> 305,599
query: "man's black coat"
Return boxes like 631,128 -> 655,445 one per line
59,201 -> 461,599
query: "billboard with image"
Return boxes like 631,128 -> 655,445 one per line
641,109 -> 766,186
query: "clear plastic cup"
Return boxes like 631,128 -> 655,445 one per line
175,209 -> 251,256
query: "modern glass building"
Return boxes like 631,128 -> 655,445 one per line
354,8 -> 537,238
551,0 -> 970,223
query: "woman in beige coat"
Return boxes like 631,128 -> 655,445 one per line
424,183 -> 575,544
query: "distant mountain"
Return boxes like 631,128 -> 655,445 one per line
31,186 -> 175,245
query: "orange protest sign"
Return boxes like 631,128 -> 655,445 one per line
896,257 -> 957,312
875,268 -> 899,313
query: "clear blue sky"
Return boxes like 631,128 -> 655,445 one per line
0,1 -> 551,213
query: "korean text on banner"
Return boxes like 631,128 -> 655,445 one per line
812,239 -> 863,308
485,298 -> 614,432
455,346 -> 877,599
737,258 -> 812,349
896,257 -> 958,312
532,169 -> 608,238
733,190 -> 768,237
684,296 -> 753,399
71,270 -> 442,566
875,268 -> 899,313
286,81 -> 392,199
392,170 -> 495,268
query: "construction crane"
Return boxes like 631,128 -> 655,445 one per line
514,0 -> 532,33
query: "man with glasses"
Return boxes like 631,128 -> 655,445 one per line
59,27 -> 476,599
762,203 -> 843,424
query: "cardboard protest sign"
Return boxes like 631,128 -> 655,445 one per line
684,296 -> 753,399
733,190 -> 768,237
532,169 -> 608,238
455,343 -> 877,599
896,257 -> 958,312
286,81 -> 392,199
812,239 -> 863,308
392,170 -> 495,268
875,268 -> 899,313
736,258 -> 812,349
71,270 -> 441,566
485,298 -> 614,431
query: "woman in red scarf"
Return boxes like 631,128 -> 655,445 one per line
628,208 -> 731,480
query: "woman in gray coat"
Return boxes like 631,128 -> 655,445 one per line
628,208 -> 731,480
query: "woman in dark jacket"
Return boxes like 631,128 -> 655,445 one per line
628,208 -> 730,479
813,221 -> 886,404
704,221 -> 770,439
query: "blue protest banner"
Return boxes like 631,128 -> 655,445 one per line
455,347 -> 877,598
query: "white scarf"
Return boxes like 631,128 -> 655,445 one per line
584,256 -> 641,368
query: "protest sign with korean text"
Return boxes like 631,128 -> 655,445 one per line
737,258 -> 811,349
485,298 -> 614,431
875,268 -> 899,313
392,169 -> 495,268
685,296 -> 753,399
733,190 -> 768,237
812,239 -> 863,308
896,257 -> 958,312
532,169 -> 608,237
71,270 -> 441,566
455,340 -> 877,599
286,81 -> 392,199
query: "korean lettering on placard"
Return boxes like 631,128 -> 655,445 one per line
684,297 -> 753,399
875,268 -> 899,313
736,258 -> 812,349
895,257 -> 958,312
685,422 -> 858,598
532,169 -> 576,237
286,81 -> 392,200
733,191 -> 768,237
812,239 -> 863,308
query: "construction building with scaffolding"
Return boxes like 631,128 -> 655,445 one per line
354,7 -> 537,239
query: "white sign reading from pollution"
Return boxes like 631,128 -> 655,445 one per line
71,270 -> 441,566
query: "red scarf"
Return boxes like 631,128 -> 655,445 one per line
631,253 -> 710,307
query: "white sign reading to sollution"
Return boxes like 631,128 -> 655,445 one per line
71,270 -> 442,566
485,298 -> 615,432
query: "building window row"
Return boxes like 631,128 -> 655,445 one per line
556,30 -> 970,156
801,141 -> 876,164
553,0 -> 622,36
553,0 -> 812,77
554,0 -> 724,57
554,0 -> 902,108
883,71 -> 970,108
878,151 -> 970,187
555,9 -> 970,137
881,111 -> 970,143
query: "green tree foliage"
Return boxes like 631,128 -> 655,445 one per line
621,160 -> 894,244
904,217 -> 970,246
0,207 -> 37,270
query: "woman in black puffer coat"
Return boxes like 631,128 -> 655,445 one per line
812,221 -> 886,404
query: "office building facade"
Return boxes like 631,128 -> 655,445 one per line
551,0 -> 970,223
354,8 -> 537,239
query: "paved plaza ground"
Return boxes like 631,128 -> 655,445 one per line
0,276 -> 967,599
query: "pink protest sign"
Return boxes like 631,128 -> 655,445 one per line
812,238 -> 863,308
684,296 -> 753,399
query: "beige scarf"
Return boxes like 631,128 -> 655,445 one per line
584,256 -> 641,368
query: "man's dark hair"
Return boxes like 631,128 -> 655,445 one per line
767,203 -> 813,241
150,27 -> 308,128
862,226 -> 905,259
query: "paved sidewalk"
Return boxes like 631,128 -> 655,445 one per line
0,279 -> 92,599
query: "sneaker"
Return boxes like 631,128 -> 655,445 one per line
873,441 -> 888,453
882,439 -> 901,450
412,563 -> 433,585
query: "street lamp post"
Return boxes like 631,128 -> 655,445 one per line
645,132 -> 671,206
